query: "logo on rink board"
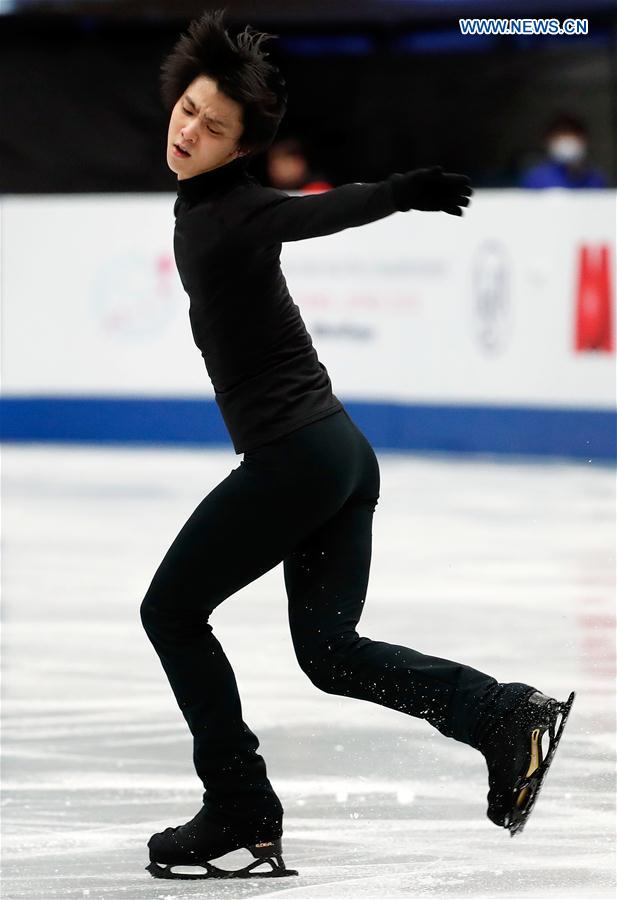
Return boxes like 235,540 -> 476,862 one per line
470,240 -> 512,355
574,245 -> 614,353
92,252 -> 178,339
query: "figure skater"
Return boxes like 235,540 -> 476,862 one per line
141,8 -> 575,881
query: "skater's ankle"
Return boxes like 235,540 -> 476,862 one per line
474,683 -> 540,752
202,793 -> 284,829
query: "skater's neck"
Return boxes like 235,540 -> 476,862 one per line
176,155 -> 250,204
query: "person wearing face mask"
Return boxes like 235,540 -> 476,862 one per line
520,114 -> 607,189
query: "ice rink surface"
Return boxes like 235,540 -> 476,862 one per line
1,443 -> 615,900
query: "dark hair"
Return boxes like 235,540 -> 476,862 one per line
544,113 -> 587,139
159,7 -> 287,157
269,137 -> 308,158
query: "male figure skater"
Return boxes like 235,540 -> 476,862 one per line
141,8 -> 575,881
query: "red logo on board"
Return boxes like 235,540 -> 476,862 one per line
574,245 -> 614,352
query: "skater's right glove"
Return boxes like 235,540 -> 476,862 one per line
387,166 -> 473,217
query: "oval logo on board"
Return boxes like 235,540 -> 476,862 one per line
470,241 -> 512,355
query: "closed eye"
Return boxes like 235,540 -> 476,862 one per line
182,107 -> 222,136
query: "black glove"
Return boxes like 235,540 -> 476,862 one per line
387,165 -> 473,216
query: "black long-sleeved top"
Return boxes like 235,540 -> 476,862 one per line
173,154 -> 401,453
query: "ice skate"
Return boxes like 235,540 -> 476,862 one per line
145,804 -> 298,879
478,688 -> 576,836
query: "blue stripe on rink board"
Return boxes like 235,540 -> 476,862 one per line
0,396 -> 615,461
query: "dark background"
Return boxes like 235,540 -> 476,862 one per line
1,0 -> 615,193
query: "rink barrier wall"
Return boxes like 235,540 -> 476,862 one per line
1,396 -> 615,461
2,191 -> 615,460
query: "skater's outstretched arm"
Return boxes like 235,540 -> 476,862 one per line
232,166 -> 473,244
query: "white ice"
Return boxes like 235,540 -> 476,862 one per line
1,444 -> 615,899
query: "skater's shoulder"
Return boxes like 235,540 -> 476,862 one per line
173,199 -> 232,254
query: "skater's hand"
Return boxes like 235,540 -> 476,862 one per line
388,166 -> 473,216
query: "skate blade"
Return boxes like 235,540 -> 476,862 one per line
146,851 -> 298,880
506,690 -> 576,837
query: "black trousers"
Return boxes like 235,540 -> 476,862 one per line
140,407 -> 533,824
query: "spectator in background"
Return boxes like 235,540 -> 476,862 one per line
520,114 -> 607,189
265,137 -> 333,193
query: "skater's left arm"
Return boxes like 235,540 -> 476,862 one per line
234,180 -> 397,244
232,167 -> 473,244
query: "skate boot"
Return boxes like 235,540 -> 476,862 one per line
477,688 -> 575,837
146,803 -> 298,879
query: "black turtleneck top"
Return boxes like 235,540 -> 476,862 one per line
173,155 -> 401,453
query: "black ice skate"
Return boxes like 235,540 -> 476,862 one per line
145,804 -> 298,879
478,689 -> 576,837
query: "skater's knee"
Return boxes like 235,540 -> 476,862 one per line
301,665 -> 339,694
139,590 -> 210,634
294,632 -> 359,694
296,658 -> 335,693
139,593 -> 167,632
140,582 -> 168,623
294,645 -> 330,691
139,594 -> 158,627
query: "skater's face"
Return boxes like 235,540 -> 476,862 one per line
166,74 -> 248,179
